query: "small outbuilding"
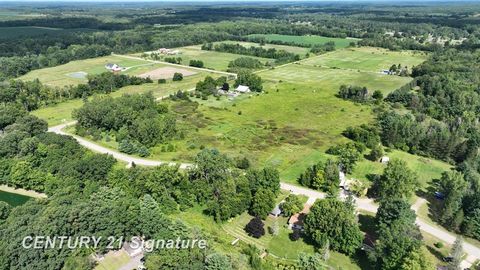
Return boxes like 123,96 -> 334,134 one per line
380,156 -> 390,164
270,204 -> 282,217
235,85 -> 251,93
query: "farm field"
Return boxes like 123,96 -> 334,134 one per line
20,55 -> 203,87
214,40 -> 311,56
153,45 -> 272,71
141,61 -> 412,180
248,34 -> 361,48
44,45 -> 441,186
78,47 -> 428,183
302,47 -> 428,72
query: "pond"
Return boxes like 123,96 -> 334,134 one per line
0,190 -> 31,206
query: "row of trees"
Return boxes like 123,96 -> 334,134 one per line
338,85 -> 383,103
298,159 -> 340,195
227,57 -> 265,73
202,42 -> 300,63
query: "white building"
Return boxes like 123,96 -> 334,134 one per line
380,156 -> 390,164
105,63 -> 122,72
235,85 -> 251,93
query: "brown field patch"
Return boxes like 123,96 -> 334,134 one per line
139,66 -> 197,80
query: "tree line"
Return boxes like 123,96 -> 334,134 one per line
202,42 -> 300,63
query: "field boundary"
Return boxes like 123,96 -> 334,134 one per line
113,53 -> 237,78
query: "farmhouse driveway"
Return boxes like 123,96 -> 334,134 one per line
49,123 -> 480,267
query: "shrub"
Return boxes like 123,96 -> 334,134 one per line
172,72 -> 183,81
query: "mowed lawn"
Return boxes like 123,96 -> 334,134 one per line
352,149 -> 452,189
20,55 -> 169,87
165,45 -> 272,71
248,34 -> 360,48
94,250 -> 131,270
302,47 -> 428,73
260,64 -> 413,95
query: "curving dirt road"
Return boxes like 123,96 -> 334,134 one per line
48,122 -> 193,169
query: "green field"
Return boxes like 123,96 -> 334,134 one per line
141,62 -> 412,180
151,45 -> 272,71
352,149 -> 452,189
302,47 -> 428,72
32,70 -> 224,126
248,34 -> 360,48
215,41 -> 311,56
94,250 -> 131,270
76,47 -> 427,183
20,55 -> 200,87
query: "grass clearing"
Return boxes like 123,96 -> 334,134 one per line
248,34 -> 360,48
94,250 -> 131,270
216,40 -> 311,56
352,149 -> 452,189
20,55 -> 166,87
147,62 -> 412,181
302,47 -> 428,73
159,45 -> 272,71
32,71 -> 223,126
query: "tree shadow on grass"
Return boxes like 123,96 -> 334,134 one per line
358,214 -> 377,235
417,179 -> 444,224
426,245 -> 445,262
352,250 -> 375,270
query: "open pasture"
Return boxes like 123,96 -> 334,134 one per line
214,40 -> 311,56
147,49 -> 426,181
161,45 -> 272,71
248,34 -> 360,48
20,55 -> 162,87
260,64 -> 413,95
302,47 -> 428,73
32,70 -> 223,126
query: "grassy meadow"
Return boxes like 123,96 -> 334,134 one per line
20,55 -> 176,87
248,34 -> 360,48
302,47 -> 428,72
68,47 -> 440,184
214,41 -> 311,57
32,69 -> 224,126
155,45 -> 272,71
